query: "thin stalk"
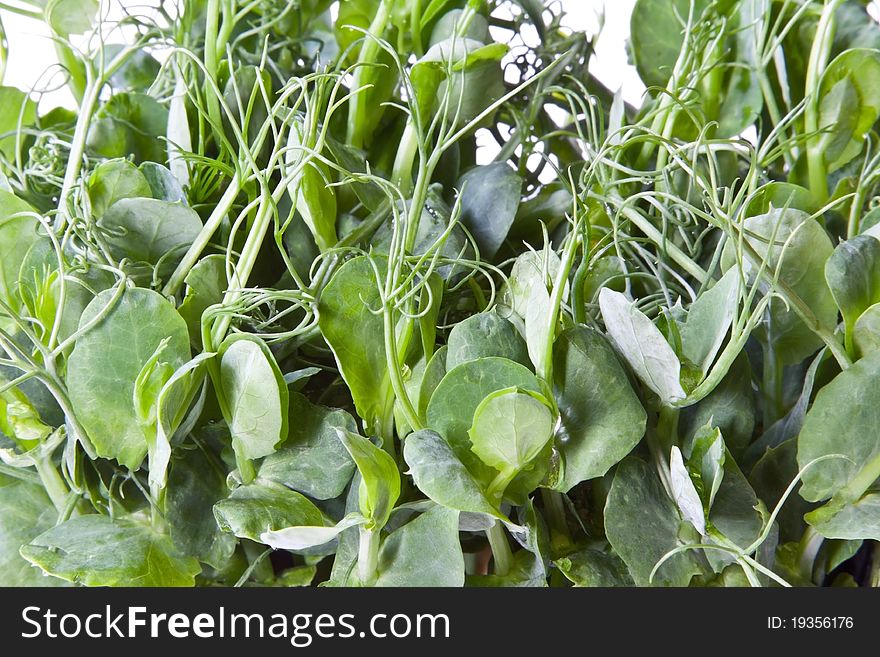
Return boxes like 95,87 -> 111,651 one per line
804,0 -> 843,204
163,175 -> 242,297
486,520 -> 513,577
34,457 -> 69,514
345,0 -> 393,149
358,526 -> 381,586
541,488 -> 573,552
797,525 -> 824,583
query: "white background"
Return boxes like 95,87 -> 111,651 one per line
0,0 -> 644,109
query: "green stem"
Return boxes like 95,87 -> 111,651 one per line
797,525 -> 824,583
835,449 -> 880,505
762,345 -> 784,427
34,457 -> 68,514
163,175 -> 242,297
540,488 -> 573,552
804,0 -> 843,205
486,520 -> 513,577
358,526 -> 381,586
391,119 -> 419,197
54,79 -> 101,231
203,0 -> 224,132
871,543 -> 880,587
345,0 -> 393,149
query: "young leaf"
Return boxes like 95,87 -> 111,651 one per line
669,446 -> 706,535
87,159 -> 152,217
468,388 -> 554,496
219,335 -> 289,462
598,288 -> 686,405
427,357 -> 544,486
336,429 -> 400,530
317,256 -> 389,428
680,268 -> 740,375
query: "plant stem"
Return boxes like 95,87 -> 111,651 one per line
34,457 -> 68,514
797,525 -> 824,583
163,175 -> 242,297
804,0 -> 843,205
871,542 -> 880,587
541,488 -> 572,552
358,526 -> 381,586
486,520 -> 513,577
345,0 -> 393,149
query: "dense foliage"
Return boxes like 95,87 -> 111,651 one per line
0,0 -> 879,587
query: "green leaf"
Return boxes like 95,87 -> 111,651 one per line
0,476 -> 66,586
103,44 -> 161,90
556,548 -> 634,587
854,302 -> 880,358
680,268 -> 740,375
66,287 -> 191,469
45,0 -> 98,36
722,208 -> 836,365
680,353 -> 755,457
427,357 -> 543,486
446,311 -> 530,371
219,334 -> 288,462
261,513 -> 366,551
817,49 -> 880,172
403,428 -> 502,518
604,457 -> 704,586
630,0 -> 710,89
259,392 -> 356,500
745,182 -> 819,217
806,492 -> 880,541
468,388 -> 553,497
286,113 -> 337,251
687,423 -> 725,510
374,505 -> 464,587
0,190 -> 40,313
552,326 -> 647,491
177,254 -> 227,348
317,256 -> 389,427
798,350 -> 880,502
87,158 -> 152,217
99,198 -> 202,268
21,514 -> 200,586
214,480 -> 325,542
165,437 -> 237,569
669,446 -> 706,535
87,92 -> 169,163
599,288 -> 686,405
0,87 -> 36,159
457,163 -> 521,259
825,235 -> 880,335
337,429 -> 400,529
139,162 -> 187,204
